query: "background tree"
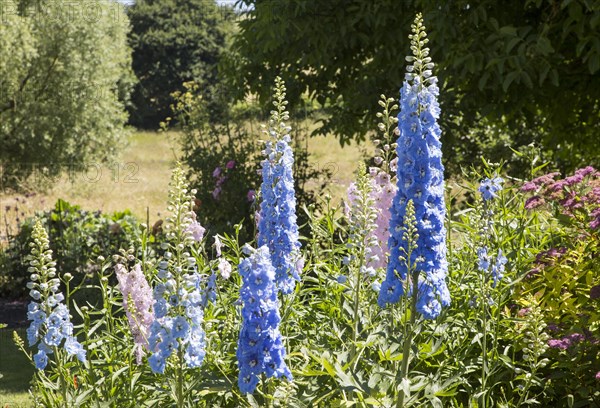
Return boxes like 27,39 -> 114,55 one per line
127,0 -> 234,128
228,0 -> 600,174
0,0 -> 134,190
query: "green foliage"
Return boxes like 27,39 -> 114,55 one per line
127,0 -> 234,128
0,199 -> 143,300
0,0 -> 134,189
228,0 -> 600,174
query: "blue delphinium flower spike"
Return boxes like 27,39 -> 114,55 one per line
378,14 -> 450,319
26,221 -> 86,370
257,77 -> 303,295
237,246 -> 292,394
147,165 -> 206,373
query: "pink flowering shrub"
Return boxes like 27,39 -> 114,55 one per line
521,166 -> 600,230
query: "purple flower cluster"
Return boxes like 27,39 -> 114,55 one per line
378,23 -> 450,319
211,160 -> 236,200
526,247 -> 568,278
521,167 -> 600,230
548,333 -> 588,350
26,221 -> 86,370
115,263 -> 154,364
257,78 -> 302,294
237,246 -> 292,394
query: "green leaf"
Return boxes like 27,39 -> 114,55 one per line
502,71 -> 520,91
588,53 -> 600,74
520,71 -> 533,88
499,25 -> 518,36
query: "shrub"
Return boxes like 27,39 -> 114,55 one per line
0,199 -> 145,301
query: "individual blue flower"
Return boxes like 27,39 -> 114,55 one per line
44,327 -> 64,347
154,299 -> 168,319
64,336 -> 86,363
336,275 -> 347,284
477,247 -> 507,288
148,353 -> 166,374
491,249 -> 507,288
378,32 -> 450,318
205,272 -> 217,304
237,246 -> 293,394
477,247 -> 490,271
257,77 -> 303,295
478,177 -> 504,201
172,315 -> 190,339
33,350 -> 48,370
184,343 -> 206,368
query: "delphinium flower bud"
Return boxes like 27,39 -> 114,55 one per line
115,263 -> 154,364
379,14 -> 450,319
345,163 -> 379,278
147,165 -> 207,374
257,77 -> 303,294
236,246 -> 292,394
26,220 -> 86,370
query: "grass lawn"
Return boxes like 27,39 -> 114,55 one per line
1,129 -> 367,238
0,328 -> 34,407
1,130 -> 177,227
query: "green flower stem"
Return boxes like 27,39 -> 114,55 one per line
352,246 -> 365,345
53,347 -> 68,408
397,270 -> 419,408
479,199 -> 491,408
177,347 -> 184,408
480,273 -> 488,408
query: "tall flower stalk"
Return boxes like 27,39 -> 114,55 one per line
396,200 -> 420,408
257,77 -> 303,295
379,13 -> 449,317
147,164 -> 208,408
475,175 -> 506,408
376,14 -> 449,407
24,220 -> 86,407
345,163 -> 379,345
346,95 -> 398,272
115,263 -> 154,364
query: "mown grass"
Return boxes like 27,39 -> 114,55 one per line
1,130 -> 177,223
0,328 -> 34,407
1,129 -> 366,238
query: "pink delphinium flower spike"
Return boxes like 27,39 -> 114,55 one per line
115,263 -> 154,364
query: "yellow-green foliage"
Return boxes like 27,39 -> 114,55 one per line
518,238 -> 600,333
